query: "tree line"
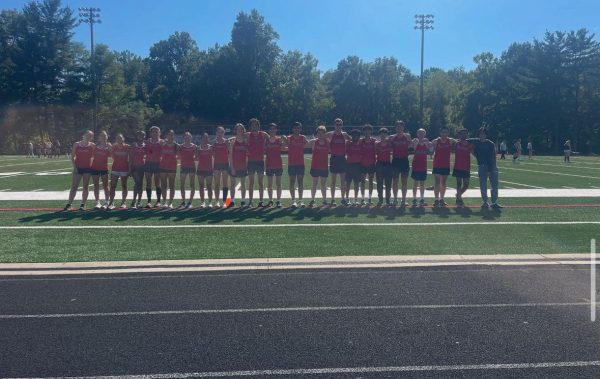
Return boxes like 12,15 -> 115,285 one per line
1,0 -> 599,154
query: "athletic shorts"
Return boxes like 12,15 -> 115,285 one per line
266,168 -> 283,177
411,171 -> 427,181
247,160 -> 265,175
452,169 -> 470,178
288,165 -> 305,176
180,167 -> 196,174
230,169 -> 247,178
310,168 -> 329,178
145,161 -> 160,173
214,162 -> 230,172
361,164 -> 376,174
329,155 -> 346,174
196,170 -> 213,178
90,169 -> 108,176
391,157 -> 410,174
432,167 -> 450,176
76,167 -> 93,175
160,168 -> 176,174
111,171 -> 129,177
345,163 -> 362,183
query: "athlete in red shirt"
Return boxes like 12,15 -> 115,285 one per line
308,125 -> 330,206
178,131 -> 197,209
90,131 -> 111,209
326,118 -> 351,205
286,122 -> 308,207
432,126 -> 455,207
376,128 -> 393,206
212,126 -> 229,208
196,133 -> 214,207
452,129 -> 473,207
411,129 -> 432,207
390,120 -> 412,206
359,124 -> 377,205
64,130 -> 95,211
265,123 -> 286,207
345,129 -> 363,204
129,130 -> 146,209
229,123 -> 249,207
108,133 -> 130,210
159,129 -> 178,209
144,126 -> 163,208
246,118 -> 269,207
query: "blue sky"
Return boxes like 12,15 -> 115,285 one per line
3,0 -> 599,73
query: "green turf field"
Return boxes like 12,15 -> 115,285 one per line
0,154 -> 598,263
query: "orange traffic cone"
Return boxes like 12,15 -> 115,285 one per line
225,198 -> 232,208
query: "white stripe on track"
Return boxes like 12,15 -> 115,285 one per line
0,302 -> 591,319
6,360 -> 600,378
1,221 -> 600,230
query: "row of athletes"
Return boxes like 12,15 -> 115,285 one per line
64,118 -> 496,211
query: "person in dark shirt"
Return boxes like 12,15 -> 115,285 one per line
468,127 -> 502,210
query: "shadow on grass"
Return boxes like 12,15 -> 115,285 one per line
17,205 -> 503,224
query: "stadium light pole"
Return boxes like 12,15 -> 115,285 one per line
414,14 -> 434,129
79,7 -> 101,134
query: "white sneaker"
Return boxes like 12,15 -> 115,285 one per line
299,200 -> 305,208
291,200 -> 297,208
186,202 -> 193,209
94,202 -> 102,210
217,200 -> 222,207
107,204 -> 115,210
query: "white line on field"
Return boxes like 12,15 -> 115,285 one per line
0,302 -> 592,320
0,160 -> 70,169
563,186 -> 575,189
497,180 -> 544,189
2,221 -> 600,230
591,239 -> 596,322
500,166 -> 600,179
0,167 -> 72,179
519,161 -> 600,171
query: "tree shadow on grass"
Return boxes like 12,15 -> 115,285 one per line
17,204 -> 503,224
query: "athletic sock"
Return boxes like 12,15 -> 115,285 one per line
222,187 -> 228,201
156,187 -> 162,203
146,187 -> 152,202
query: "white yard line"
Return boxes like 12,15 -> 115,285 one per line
499,166 -> 600,180
514,161 -> 600,171
0,160 -> 70,169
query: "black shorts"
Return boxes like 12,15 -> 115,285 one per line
160,168 -> 176,174
361,164 -> 376,174
411,171 -> 427,181
391,157 -> 410,174
76,167 -> 93,175
230,169 -> 247,178
266,168 -> 283,177
90,169 -> 108,176
432,167 -> 450,176
197,170 -> 213,178
247,160 -> 265,175
452,169 -> 470,178
131,166 -> 145,174
214,162 -> 229,172
145,161 -> 160,173
288,165 -> 305,176
345,163 -> 362,183
310,168 -> 329,178
180,167 -> 196,174
329,155 -> 346,174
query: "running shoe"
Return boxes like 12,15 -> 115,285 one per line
217,200 -> 222,208
433,199 -> 440,208
440,199 -> 448,207
78,204 -> 86,211
419,199 -> 426,207
154,202 -> 161,208
308,200 -> 315,207
107,204 -> 115,210
491,203 -> 503,211
267,200 -> 274,207
412,199 -> 418,207
94,202 -> 102,210
145,202 -> 153,209
229,200 -> 235,208
275,200 -> 282,208
178,202 -> 186,209
299,200 -> 305,208
240,200 -> 246,207
340,199 -> 348,206
481,201 -> 489,209
258,201 -> 265,207
400,200 -> 407,208
360,199 -> 366,206
367,199 -> 373,206
330,200 -> 336,207
63,203 -> 72,211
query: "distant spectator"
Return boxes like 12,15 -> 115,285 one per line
499,140 -> 507,160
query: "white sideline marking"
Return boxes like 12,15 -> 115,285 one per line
500,166 -> 600,179
2,221 -> 600,230
9,361 -> 600,378
592,239 -> 596,322
0,160 -> 70,169
0,302 -> 592,320
519,161 -> 600,171
496,180 -> 544,189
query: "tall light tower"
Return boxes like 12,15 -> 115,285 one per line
414,14 -> 434,129
79,7 -> 101,134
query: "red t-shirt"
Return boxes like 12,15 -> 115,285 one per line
360,138 -> 376,167
266,137 -> 283,170
248,132 -> 266,162
145,140 -> 162,162
111,144 -> 129,172
454,141 -> 473,171
131,143 -> 146,167
197,146 -> 213,171
346,141 -> 362,164
159,143 -> 178,170
391,133 -> 411,158
91,145 -> 110,171
74,143 -> 94,169
213,140 -> 229,165
412,142 -> 428,172
433,139 -> 452,169
232,139 -> 248,171
376,141 -> 392,163
287,134 -> 306,166
179,144 -> 197,169
311,140 -> 329,170
329,132 -> 346,156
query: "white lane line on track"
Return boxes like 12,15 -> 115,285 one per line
2,221 -> 600,230
0,302 -> 593,319
9,361 -> 600,378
